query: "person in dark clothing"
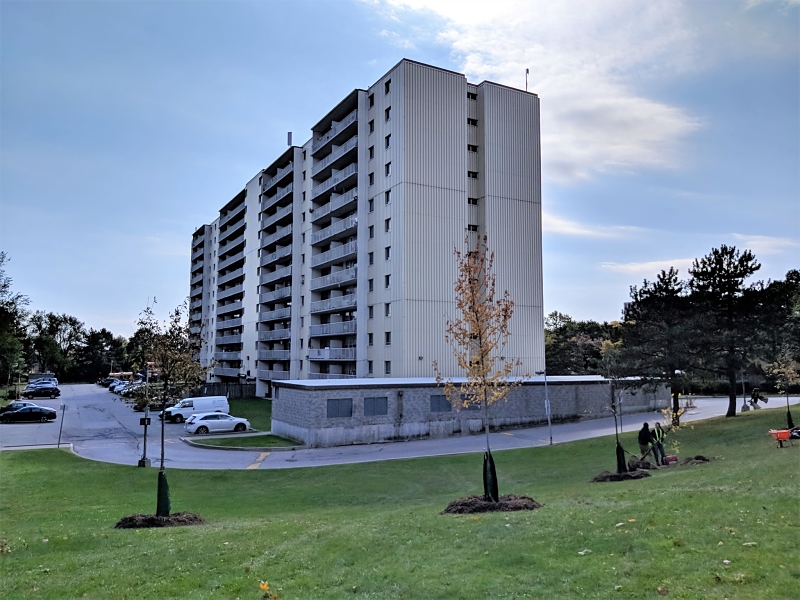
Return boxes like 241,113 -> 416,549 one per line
638,423 -> 653,460
651,422 -> 667,466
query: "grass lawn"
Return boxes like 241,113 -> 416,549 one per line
228,397 -> 272,431
1,408 -> 798,599
196,434 -> 300,448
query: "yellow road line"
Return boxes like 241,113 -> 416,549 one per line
246,451 -> 270,470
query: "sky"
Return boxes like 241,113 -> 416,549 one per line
1,0 -> 798,336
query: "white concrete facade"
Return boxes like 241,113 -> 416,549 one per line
188,60 -> 544,396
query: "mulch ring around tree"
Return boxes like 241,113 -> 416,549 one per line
681,455 -> 711,466
441,494 -> 543,515
591,470 -> 651,483
115,512 -> 206,529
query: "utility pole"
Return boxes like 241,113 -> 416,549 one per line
535,370 -> 553,445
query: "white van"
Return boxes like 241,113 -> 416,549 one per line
161,396 -> 229,423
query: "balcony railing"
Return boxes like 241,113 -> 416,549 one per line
259,307 -> 292,322
261,204 -> 293,229
190,272 -> 204,286
309,372 -> 357,379
311,215 -> 358,246
215,351 -> 242,361
189,325 -> 201,335
191,246 -> 204,261
257,369 -> 290,380
219,202 -> 246,229
217,267 -> 244,287
259,328 -> 291,341
217,283 -> 244,302
259,286 -> 292,303
218,249 -> 245,272
309,293 -> 357,314
309,320 -> 356,337
311,163 -> 357,200
311,240 -> 357,269
261,182 -> 293,213
311,134 -> 358,178
261,162 -> 293,193
310,266 -> 357,292
218,219 -> 245,245
213,367 -> 242,378
311,188 -> 358,223
219,231 -> 245,253
260,224 -> 292,248
189,298 -> 203,310
214,334 -> 242,345
258,350 -> 290,361
312,108 -> 358,155
308,347 -> 357,361
259,266 -> 292,285
216,300 -> 243,317
260,244 -> 292,267
217,317 -> 242,329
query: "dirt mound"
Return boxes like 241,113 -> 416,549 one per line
591,470 -> 652,483
681,455 -> 711,466
441,494 -> 543,515
627,457 -> 656,470
115,512 -> 206,529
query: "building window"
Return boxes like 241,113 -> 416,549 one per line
302,170 -> 306,180
468,171 -> 478,179
327,398 -> 353,419
302,191 -> 306,201
369,225 -> 374,239
302,233 -> 305,243
385,190 -> 391,205
368,278 -> 374,292
369,172 -> 375,185
302,212 -> 306,222
300,338 -> 304,348
368,332 -> 374,346
468,197 -> 479,205
368,360 -> 373,374
368,93 -> 374,107
467,118 -> 478,126
385,162 -> 391,176
430,394 -> 452,413
369,119 -> 375,133
385,274 -> 391,288
368,146 -> 374,160
385,246 -> 391,260
385,107 -> 391,122
368,305 -> 374,319
384,361 -> 391,375
364,396 -> 388,416
368,198 -> 374,212
368,251 -> 374,265
302,150 -> 307,160
385,79 -> 391,94
384,302 -> 391,317
385,134 -> 391,149
301,253 -> 305,263
468,224 -> 479,232
468,144 -> 478,153
385,331 -> 391,345
300,316 -> 304,327
301,295 -> 305,306
300,360 -> 303,370
384,218 -> 391,232
467,92 -> 477,100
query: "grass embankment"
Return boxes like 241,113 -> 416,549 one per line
228,397 -> 272,431
1,408 -> 798,599
197,434 -> 299,448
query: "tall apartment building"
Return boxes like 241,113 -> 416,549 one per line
189,59 -> 544,395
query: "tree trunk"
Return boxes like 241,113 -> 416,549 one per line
616,441 -> 628,474
787,395 -> 795,430
483,451 -> 499,502
726,368 -> 737,417
156,470 -> 171,517
672,390 -> 681,426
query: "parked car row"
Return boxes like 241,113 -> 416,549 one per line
0,401 -> 57,423
21,381 -> 60,399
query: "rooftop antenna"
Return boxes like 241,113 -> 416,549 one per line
287,131 -> 292,146
525,68 -> 529,92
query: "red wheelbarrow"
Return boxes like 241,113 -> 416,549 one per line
768,429 -> 793,448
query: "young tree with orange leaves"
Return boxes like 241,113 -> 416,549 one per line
434,234 -> 527,502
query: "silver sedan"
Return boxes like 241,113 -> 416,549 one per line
184,412 -> 250,435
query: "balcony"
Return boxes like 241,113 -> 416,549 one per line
309,372 -> 357,379
259,287 -> 292,303
311,188 -> 358,223
261,162 -> 293,193
218,220 -> 245,246
219,202 -> 246,229
217,317 -> 242,329
260,244 -> 292,267
216,300 -> 243,317
257,369 -> 290,380
311,134 -> 358,179
258,350 -> 291,361
215,334 -> 242,345
219,231 -> 245,253
309,320 -> 356,338
189,298 -> 203,310
311,163 -> 357,200
215,351 -> 242,361
190,272 -> 204,286
217,283 -> 243,302
217,267 -> 244,287
259,328 -> 291,341
191,246 -> 204,261
311,215 -> 358,246
189,325 -> 201,335
259,307 -> 292,322
213,367 -> 241,378
310,266 -> 357,292
260,224 -> 292,248
218,249 -> 245,272
261,204 -> 293,230
308,347 -> 357,361
312,108 -> 358,155
261,182 -> 293,213
309,293 -> 357,314
260,266 -> 292,285
311,240 -> 357,269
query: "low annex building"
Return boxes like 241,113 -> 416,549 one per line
271,376 -> 669,448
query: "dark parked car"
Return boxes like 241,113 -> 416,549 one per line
0,401 -> 39,414
1,406 -> 57,423
22,386 -> 61,399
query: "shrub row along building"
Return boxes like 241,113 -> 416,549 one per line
189,59 -> 545,399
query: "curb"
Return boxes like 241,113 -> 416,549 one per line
179,436 -> 305,452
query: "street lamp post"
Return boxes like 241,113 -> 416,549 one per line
535,370 -> 553,445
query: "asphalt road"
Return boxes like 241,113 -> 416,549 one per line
1,384 -> 797,471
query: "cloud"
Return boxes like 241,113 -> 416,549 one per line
380,29 -> 416,49
542,211 -> 642,238
600,258 -> 695,276
731,234 -> 800,256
